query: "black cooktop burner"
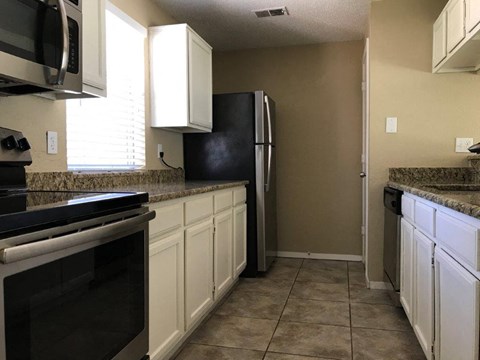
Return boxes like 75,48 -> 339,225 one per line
0,189 -> 149,238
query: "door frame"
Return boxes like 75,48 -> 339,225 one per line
362,38 -> 370,279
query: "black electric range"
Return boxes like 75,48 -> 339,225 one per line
0,126 -> 149,238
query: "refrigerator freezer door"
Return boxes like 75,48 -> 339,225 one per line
255,92 -> 276,145
256,144 -> 278,272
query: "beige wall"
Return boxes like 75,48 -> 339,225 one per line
0,0 -> 183,173
214,42 -> 364,255
368,0 -> 480,281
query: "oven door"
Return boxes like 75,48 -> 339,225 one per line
0,0 -> 82,95
0,208 -> 154,360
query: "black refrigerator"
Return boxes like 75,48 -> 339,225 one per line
183,91 -> 277,277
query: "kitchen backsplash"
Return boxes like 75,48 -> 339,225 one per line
27,169 -> 184,191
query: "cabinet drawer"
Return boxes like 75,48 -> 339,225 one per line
214,191 -> 233,214
437,211 -> 480,271
402,196 -> 415,223
149,203 -> 183,237
414,201 -> 436,238
185,196 -> 213,225
233,188 -> 246,206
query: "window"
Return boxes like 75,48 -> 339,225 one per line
66,5 -> 146,171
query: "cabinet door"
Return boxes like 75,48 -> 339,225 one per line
185,219 -> 214,329
433,12 -> 447,67
149,231 -> 184,359
82,0 -> 107,96
466,0 -> 480,32
447,0 -> 466,53
435,248 -> 480,360
413,230 -> 434,360
400,219 -> 414,324
214,210 -> 233,299
188,29 -> 212,130
233,204 -> 247,278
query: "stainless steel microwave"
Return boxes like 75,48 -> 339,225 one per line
0,0 -> 82,96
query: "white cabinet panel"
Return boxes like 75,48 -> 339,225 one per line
400,218 -> 415,324
82,0 -> 107,96
402,195 -> 415,223
435,248 -> 480,360
447,0 -> 466,53
149,231 -> 184,359
233,204 -> 247,278
185,195 -> 213,226
149,202 -> 183,237
185,219 -> 214,329
466,0 -> 480,32
414,201 -> 436,239
214,210 -> 234,298
433,12 -> 447,67
188,30 -> 212,129
413,230 -> 435,360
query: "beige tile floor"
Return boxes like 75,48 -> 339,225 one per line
175,258 -> 426,360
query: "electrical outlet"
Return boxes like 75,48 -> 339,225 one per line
455,138 -> 474,153
157,144 -> 163,158
386,117 -> 398,133
47,131 -> 58,154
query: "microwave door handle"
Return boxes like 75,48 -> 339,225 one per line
0,211 -> 156,264
50,0 -> 69,85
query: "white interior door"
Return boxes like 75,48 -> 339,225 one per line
361,38 -> 370,270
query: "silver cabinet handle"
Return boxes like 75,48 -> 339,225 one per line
360,172 -> 367,178
0,211 -> 156,264
50,0 -> 69,85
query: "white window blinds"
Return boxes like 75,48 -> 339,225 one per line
66,6 -> 146,171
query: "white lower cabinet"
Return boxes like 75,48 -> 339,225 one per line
233,204 -> 247,278
149,231 -> 185,360
214,210 -> 234,299
401,193 -> 480,360
400,219 -> 414,324
435,247 -> 480,360
184,219 -> 214,330
413,230 -> 434,360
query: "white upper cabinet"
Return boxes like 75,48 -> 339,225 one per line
149,24 -> 212,133
433,0 -> 480,72
466,0 -> 480,32
433,12 -> 447,67
81,0 -> 107,97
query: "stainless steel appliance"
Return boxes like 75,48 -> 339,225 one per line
0,0 -> 82,96
0,127 -> 154,360
183,91 -> 277,276
384,186 -> 403,292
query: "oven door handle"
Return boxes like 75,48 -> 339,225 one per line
0,211 -> 156,264
50,0 -> 69,86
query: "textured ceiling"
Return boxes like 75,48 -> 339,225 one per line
154,0 -> 370,51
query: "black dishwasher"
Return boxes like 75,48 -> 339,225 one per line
383,187 -> 403,292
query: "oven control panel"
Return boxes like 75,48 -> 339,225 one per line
0,127 -> 32,165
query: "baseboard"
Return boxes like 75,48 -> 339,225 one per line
276,251 -> 363,262
369,281 -> 390,290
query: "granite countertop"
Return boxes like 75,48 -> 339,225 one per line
388,168 -> 480,219
26,170 -> 248,203
103,180 -> 249,203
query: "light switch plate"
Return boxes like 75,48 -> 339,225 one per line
386,117 -> 397,133
47,131 -> 58,154
455,138 -> 474,153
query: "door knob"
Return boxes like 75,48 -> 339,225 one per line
360,172 -> 366,178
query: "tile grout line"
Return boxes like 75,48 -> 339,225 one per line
261,259 -> 304,360
347,262 -> 354,360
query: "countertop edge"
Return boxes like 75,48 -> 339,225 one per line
387,181 -> 480,219
147,181 -> 249,203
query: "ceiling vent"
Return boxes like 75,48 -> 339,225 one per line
253,6 -> 289,18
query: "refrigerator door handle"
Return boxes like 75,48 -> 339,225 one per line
265,95 -> 273,144
266,145 -> 272,192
